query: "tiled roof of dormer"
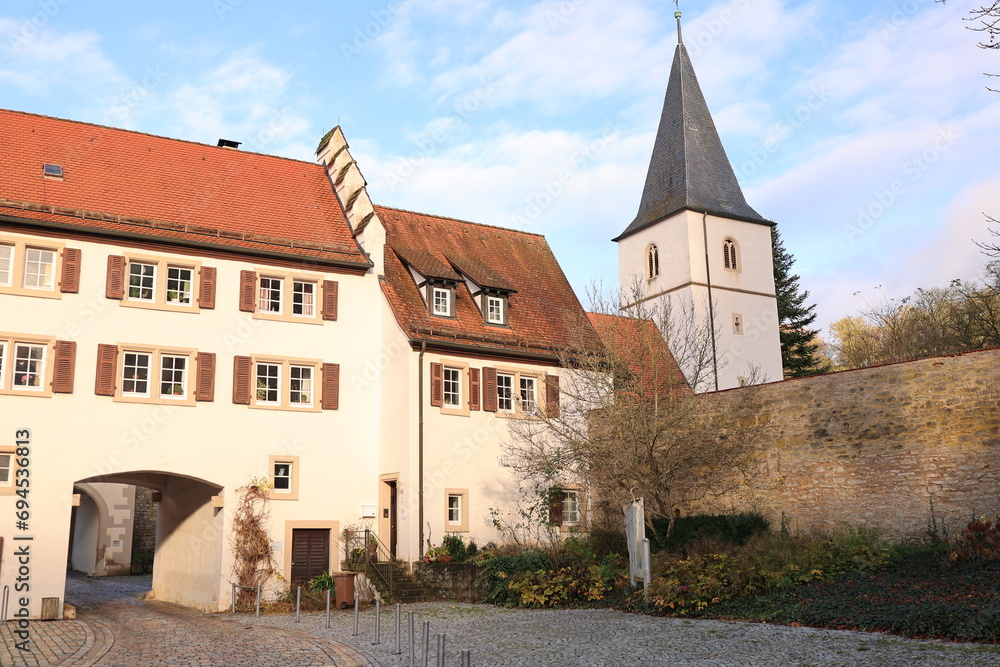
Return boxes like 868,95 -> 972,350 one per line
446,254 -> 517,292
393,245 -> 462,282
0,109 -> 369,268
376,205 -> 602,359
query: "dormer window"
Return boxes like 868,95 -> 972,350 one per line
486,294 -> 507,325
430,285 -> 454,317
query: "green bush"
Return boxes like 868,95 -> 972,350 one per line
307,571 -> 336,592
649,513 -> 770,554
479,548 -> 551,605
442,534 -> 469,562
507,565 -> 611,607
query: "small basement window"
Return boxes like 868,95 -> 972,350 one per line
42,164 -> 64,179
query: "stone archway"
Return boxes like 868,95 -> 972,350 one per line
73,470 -> 224,610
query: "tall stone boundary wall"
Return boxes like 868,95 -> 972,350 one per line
703,348 -> 1000,541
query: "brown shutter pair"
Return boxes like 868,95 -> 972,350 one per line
469,368 -> 481,411
60,248 -> 82,293
232,357 -> 340,409
95,345 -> 215,399
106,255 -> 216,307
429,362 -> 444,407
51,340 -> 77,393
322,280 -> 339,321
545,374 -> 560,418
482,367 -> 497,412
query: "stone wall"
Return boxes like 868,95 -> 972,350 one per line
702,348 -> 1000,541
131,486 -> 157,558
412,563 -> 486,602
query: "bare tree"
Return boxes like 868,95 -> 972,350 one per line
501,286 -> 766,537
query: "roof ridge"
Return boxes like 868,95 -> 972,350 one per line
0,108 -> 320,168
375,204 -> 546,239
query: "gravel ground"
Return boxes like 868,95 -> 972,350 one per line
221,600 -> 1000,667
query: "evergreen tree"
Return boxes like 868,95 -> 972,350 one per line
772,228 -> 830,377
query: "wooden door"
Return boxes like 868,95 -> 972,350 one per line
291,529 -> 329,582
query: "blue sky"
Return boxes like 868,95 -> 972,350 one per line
2,0 -> 998,335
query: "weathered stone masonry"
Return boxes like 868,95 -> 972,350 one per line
705,348 -> 1000,541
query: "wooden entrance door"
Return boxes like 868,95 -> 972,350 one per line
291,529 -> 329,582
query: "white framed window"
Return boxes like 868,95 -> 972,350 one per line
23,247 -> 56,290
432,287 -> 452,316
519,376 -> 537,414
0,245 -> 12,286
255,362 -> 281,404
289,364 -> 313,407
166,266 -> 194,304
444,488 -> 470,531
128,261 -> 156,301
292,280 -> 315,316
0,334 -> 57,397
443,367 -> 461,407
486,295 -> 505,324
562,489 -> 580,525
0,452 -> 12,489
268,455 -> 300,500
258,277 -> 283,313
497,373 -> 514,413
159,354 -> 188,400
273,462 -> 292,493
121,352 -> 152,396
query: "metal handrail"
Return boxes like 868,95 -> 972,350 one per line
344,528 -> 394,601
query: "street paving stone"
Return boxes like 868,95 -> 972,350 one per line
4,575 -> 1000,666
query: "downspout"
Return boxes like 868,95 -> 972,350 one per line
703,212 -> 719,391
418,340 -> 426,559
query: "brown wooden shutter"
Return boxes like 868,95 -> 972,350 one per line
321,363 -> 340,410
469,368 -> 481,411
195,352 -> 216,402
430,362 -> 443,407
545,374 -> 560,418
106,256 -> 126,300
548,490 -> 564,526
52,340 -> 76,393
482,367 -> 497,412
198,266 -> 217,309
60,248 -> 81,293
95,344 -> 119,396
321,280 -> 339,321
233,355 -> 252,404
239,271 -> 256,312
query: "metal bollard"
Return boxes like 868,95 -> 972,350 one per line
255,585 -> 261,619
460,649 -> 472,667
395,604 -> 402,654
295,586 -> 301,623
325,590 -> 331,629
408,611 -> 416,667
231,583 -> 236,614
373,598 -> 381,644
353,593 -> 360,636
421,620 -> 430,667
436,633 -> 445,667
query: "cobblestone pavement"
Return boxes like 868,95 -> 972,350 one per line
226,601 -> 1000,667
6,576 -> 1000,666
4,573 -> 375,666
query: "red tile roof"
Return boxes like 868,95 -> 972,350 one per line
376,205 -> 602,359
587,312 -> 691,396
0,109 -> 367,267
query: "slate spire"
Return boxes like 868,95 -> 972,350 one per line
615,12 -> 768,241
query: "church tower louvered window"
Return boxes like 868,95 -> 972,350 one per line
723,238 -> 739,271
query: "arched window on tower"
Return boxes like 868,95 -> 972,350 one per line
646,243 -> 660,279
723,238 -> 739,271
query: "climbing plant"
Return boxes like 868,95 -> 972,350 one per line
230,477 -> 277,607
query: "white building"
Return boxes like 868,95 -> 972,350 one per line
615,16 -> 783,390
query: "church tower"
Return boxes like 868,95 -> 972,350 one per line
614,10 -> 782,391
